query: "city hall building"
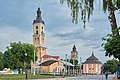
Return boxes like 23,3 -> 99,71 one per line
31,7 -> 64,74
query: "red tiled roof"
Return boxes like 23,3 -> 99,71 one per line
42,54 -> 59,59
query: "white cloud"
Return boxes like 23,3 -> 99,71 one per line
0,26 -> 32,52
0,0 -> 119,63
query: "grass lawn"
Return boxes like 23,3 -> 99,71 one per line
0,74 -> 62,80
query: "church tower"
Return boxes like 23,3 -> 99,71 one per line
33,8 -> 47,62
71,45 -> 78,60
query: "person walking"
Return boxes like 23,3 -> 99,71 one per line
104,71 -> 109,80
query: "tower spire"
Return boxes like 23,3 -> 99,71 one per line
33,4 -> 44,24
92,51 -> 94,55
71,44 -> 78,59
37,0 -> 41,18
73,45 -> 76,51
36,8 -> 41,19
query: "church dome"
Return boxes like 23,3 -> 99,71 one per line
83,53 -> 102,64
87,53 -> 98,60
33,8 -> 44,24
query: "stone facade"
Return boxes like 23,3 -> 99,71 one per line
33,8 -> 47,61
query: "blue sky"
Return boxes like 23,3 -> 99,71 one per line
0,0 -> 120,63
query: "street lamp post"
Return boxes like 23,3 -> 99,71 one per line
25,53 -> 28,80
68,55 -> 70,75
33,50 -> 35,76
65,54 -> 67,75
73,59 -> 75,76
80,57 -> 82,76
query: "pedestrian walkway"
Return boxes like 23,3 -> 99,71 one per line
66,79 -> 100,80
31,75 -> 115,80
31,78 -> 100,80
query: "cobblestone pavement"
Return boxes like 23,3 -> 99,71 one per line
31,75 -> 116,80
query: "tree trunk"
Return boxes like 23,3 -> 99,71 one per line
107,0 -> 119,36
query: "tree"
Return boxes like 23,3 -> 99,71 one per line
60,0 -> 120,35
0,52 -> 4,70
60,0 -> 120,62
3,42 -> 36,69
70,59 -> 78,65
64,59 -> 79,69
69,59 -> 79,69
102,29 -> 120,61
103,59 -> 119,74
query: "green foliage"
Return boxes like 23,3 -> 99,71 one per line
0,74 -> 61,80
60,0 -> 120,28
60,0 -> 94,28
112,0 -> 120,10
102,28 -> 120,61
70,59 -> 78,65
3,42 -> 35,69
69,59 -> 79,69
0,59 -> 4,70
103,59 -> 119,74
0,52 -> 4,70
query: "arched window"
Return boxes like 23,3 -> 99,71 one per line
37,38 -> 39,41
42,26 -> 43,30
36,30 -> 38,34
42,38 -> 44,44
36,26 -> 38,29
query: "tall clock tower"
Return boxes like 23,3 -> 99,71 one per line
33,8 -> 47,62
71,45 -> 78,60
